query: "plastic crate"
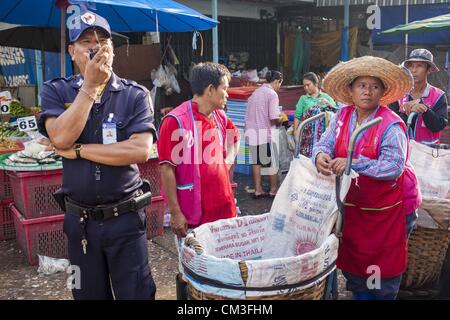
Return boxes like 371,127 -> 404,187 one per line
0,170 -> 13,199
234,163 -> 252,175
11,205 -> 67,266
138,158 -> 161,196
145,196 -> 164,239
8,169 -> 63,219
0,198 -> 14,241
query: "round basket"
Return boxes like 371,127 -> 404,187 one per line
184,237 -> 330,300
400,198 -> 450,297
401,226 -> 450,290
186,277 -> 327,300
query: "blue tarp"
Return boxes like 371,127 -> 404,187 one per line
0,0 -> 218,32
0,47 -> 72,86
373,4 -> 450,45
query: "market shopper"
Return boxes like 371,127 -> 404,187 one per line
293,72 -> 336,157
158,62 -> 240,298
314,56 -> 421,300
245,70 -> 283,199
38,10 -> 157,300
389,49 -> 448,144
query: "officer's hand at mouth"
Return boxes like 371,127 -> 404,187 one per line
84,45 -> 114,88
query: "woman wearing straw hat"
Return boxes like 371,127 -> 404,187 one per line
389,49 -> 448,144
313,56 -> 421,300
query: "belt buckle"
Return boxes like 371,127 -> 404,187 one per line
88,207 -> 104,220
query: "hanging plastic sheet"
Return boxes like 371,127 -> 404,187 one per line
309,27 -> 358,71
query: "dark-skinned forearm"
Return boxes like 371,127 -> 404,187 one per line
160,164 -> 183,216
79,134 -> 153,166
46,85 -> 98,149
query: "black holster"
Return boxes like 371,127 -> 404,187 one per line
53,188 -> 67,212
132,179 -> 152,210
52,180 -> 152,216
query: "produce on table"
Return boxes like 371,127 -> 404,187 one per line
0,122 -> 26,152
9,100 -> 33,117
4,140 -> 61,166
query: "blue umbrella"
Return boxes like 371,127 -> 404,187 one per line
0,0 -> 218,32
0,0 -> 218,76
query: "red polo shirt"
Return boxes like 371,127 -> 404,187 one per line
158,102 -> 239,225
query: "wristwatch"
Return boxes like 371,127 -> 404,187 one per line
74,144 -> 83,159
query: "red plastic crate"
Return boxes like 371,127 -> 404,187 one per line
8,169 -> 63,219
0,198 -> 14,241
145,196 -> 164,239
138,158 -> 161,196
0,170 -> 13,199
227,87 -> 258,100
11,205 -> 67,266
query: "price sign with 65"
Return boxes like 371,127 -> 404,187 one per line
17,116 -> 38,132
1,100 -> 10,114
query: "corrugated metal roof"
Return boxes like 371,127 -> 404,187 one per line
316,0 -> 449,6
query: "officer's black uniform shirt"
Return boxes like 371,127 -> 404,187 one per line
38,73 -> 156,206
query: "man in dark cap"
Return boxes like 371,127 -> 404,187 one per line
389,48 -> 448,144
38,9 -> 157,300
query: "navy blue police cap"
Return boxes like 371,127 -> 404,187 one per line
68,10 -> 111,42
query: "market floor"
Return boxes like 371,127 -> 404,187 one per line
0,231 -> 178,300
0,172 -> 354,300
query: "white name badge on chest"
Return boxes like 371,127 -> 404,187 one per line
102,113 -> 117,144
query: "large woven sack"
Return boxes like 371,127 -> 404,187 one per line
409,141 -> 450,199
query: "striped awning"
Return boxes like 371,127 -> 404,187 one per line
315,0 -> 449,7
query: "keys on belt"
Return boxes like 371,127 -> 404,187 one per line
65,189 -> 152,255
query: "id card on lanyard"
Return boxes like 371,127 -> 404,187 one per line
102,113 -> 117,144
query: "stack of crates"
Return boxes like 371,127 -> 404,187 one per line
138,157 -> 164,239
9,169 -> 67,265
0,169 -> 14,241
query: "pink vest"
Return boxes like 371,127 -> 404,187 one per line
162,100 -> 228,226
399,85 -> 444,144
338,106 -> 421,215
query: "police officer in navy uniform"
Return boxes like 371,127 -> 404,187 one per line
38,10 -> 157,300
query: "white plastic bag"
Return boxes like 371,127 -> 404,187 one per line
262,156 -> 355,259
409,140 -> 450,199
286,126 -> 296,152
37,255 -> 70,275
277,127 -> 293,173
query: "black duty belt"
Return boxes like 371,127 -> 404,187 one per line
65,189 -> 152,221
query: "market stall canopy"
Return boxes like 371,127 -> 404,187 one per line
0,0 -> 219,32
381,13 -> 450,35
0,23 -> 129,52
0,0 -> 218,77
373,4 -> 450,45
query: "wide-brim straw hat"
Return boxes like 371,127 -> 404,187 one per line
323,56 -> 414,106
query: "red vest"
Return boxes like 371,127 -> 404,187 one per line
162,100 -> 228,226
398,85 -> 444,144
335,106 -> 410,278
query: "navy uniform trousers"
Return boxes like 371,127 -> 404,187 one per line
64,209 -> 156,300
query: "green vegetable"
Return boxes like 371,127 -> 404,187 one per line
9,101 -> 33,117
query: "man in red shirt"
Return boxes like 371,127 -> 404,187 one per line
158,62 -> 240,299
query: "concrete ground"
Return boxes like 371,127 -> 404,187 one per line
3,172 -> 445,300
0,172 -> 354,300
